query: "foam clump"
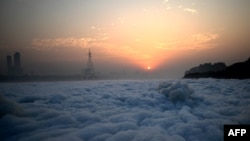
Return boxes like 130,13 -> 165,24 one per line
0,94 -> 22,118
158,81 -> 194,102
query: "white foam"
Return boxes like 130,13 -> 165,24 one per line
0,79 -> 249,141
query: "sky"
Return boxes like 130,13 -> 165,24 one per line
0,0 -> 249,78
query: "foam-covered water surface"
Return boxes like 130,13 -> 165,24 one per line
0,79 -> 250,141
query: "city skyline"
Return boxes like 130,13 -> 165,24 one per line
6,52 -> 23,76
0,0 -> 249,78
2,50 -> 158,79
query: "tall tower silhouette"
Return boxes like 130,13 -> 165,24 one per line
83,48 -> 96,80
6,52 -> 23,76
6,55 -> 12,76
14,52 -> 23,76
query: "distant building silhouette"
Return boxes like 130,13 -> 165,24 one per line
83,48 -> 96,80
184,57 -> 250,79
185,62 -> 226,75
6,52 -> 23,76
6,55 -> 12,76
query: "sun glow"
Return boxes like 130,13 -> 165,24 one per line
103,8 -> 176,72
147,66 -> 151,70
83,4 -> 208,72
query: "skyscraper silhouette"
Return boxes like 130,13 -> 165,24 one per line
6,52 -> 23,76
83,48 -> 96,80
14,52 -> 21,68
6,55 -> 12,76
14,52 -> 23,76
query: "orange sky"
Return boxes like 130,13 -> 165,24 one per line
0,0 -> 249,78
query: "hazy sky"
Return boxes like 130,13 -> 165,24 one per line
0,0 -> 249,78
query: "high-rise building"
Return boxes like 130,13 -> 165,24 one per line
6,55 -> 12,75
83,48 -> 96,80
14,52 -> 21,69
6,52 -> 23,76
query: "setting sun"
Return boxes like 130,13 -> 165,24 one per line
0,0 -> 249,79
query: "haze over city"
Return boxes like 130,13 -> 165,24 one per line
0,0 -> 249,78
